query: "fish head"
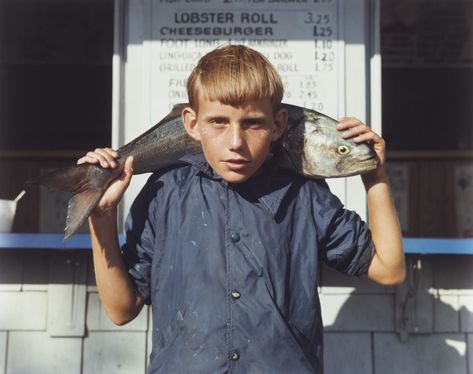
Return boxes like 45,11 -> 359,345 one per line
283,108 -> 379,178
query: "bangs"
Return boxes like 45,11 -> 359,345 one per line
187,45 -> 284,112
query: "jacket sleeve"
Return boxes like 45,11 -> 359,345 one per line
315,181 -> 375,277
121,174 -> 161,305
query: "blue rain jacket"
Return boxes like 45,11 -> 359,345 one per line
122,152 -> 374,374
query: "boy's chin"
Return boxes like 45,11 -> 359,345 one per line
219,170 -> 255,184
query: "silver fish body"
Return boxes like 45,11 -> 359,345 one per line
28,103 -> 378,239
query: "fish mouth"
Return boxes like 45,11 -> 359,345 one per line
337,156 -> 379,177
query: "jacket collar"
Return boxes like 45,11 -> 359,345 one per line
179,152 -> 294,218
180,152 -> 217,179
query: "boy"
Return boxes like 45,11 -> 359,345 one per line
79,45 -> 405,373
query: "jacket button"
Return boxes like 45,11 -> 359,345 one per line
231,291 -> 241,299
229,351 -> 240,361
230,232 -> 240,243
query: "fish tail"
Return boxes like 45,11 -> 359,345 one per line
26,164 -> 110,240
25,164 -> 91,192
64,188 -> 103,240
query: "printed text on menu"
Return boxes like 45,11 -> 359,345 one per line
151,1 -> 341,119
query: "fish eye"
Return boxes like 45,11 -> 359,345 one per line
337,145 -> 351,156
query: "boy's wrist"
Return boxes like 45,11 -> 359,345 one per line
361,165 -> 389,189
90,205 -> 118,221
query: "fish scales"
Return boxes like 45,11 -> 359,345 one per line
119,118 -> 200,174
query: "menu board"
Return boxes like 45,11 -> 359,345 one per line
150,0 -> 344,121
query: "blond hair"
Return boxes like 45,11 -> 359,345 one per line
186,45 -> 284,113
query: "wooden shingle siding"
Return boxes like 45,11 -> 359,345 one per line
0,252 -> 472,373
324,333 -> 372,373
83,332 -> 147,373
7,332 -> 82,374
47,253 -> 87,337
0,292 -> 47,330
374,333 -> 468,374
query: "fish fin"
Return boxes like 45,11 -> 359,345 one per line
26,164 -> 113,240
64,188 -> 103,240
25,164 -> 92,193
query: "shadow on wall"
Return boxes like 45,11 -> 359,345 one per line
321,256 -> 473,374
0,250 -> 92,286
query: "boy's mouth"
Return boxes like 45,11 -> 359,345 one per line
223,158 -> 250,171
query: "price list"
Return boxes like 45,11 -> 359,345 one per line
151,0 -> 343,120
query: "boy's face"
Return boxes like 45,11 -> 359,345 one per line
182,97 -> 287,183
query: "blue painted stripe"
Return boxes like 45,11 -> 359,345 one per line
0,234 -> 473,254
403,238 -> 473,255
0,233 -> 125,250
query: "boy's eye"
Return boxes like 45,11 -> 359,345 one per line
244,119 -> 265,128
208,118 -> 226,127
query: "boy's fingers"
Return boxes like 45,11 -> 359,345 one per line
103,148 -> 119,157
103,148 -> 120,161
94,148 -> 118,168
124,156 -> 134,174
341,125 -> 371,139
354,132 -> 384,147
336,119 -> 365,133
119,156 -> 134,184
77,148 -> 117,168
88,152 -> 110,168
353,132 -> 375,143
77,154 -> 100,165
336,118 -> 384,142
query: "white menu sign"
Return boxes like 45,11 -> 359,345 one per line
151,0 -> 344,121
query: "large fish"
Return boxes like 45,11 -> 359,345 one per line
27,103 -> 378,239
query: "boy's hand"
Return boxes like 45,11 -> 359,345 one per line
336,118 -> 386,181
336,118 -> 386,165
77,148 -> 134,215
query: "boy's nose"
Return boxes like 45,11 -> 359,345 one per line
229,124 -> 244,151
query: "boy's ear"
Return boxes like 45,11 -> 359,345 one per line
271,108 -> 288,141
182,106 -> 201,141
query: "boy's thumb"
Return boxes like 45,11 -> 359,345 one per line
122,156 -> 134,183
